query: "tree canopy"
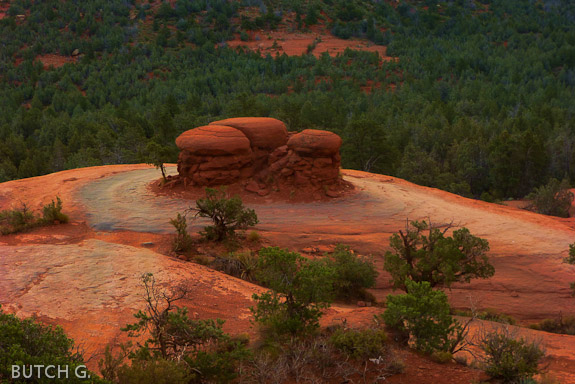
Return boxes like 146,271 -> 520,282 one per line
384,220 -> 494,291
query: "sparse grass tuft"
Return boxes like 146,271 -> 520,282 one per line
169,212 -> 194,253
455,308 -> 517,325
211,251 -> 259,282
247,230 -> 261,243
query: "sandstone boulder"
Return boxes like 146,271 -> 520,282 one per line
175,125 -> 251,156
287,129 -> 342,157
175,118 -> 345,192
210,117 -> 288,150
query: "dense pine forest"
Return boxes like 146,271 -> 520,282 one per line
0,0 -> 574,200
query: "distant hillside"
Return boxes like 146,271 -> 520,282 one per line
1,0 -> 574,200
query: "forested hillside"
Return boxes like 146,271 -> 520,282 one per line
1,0 -> 574,200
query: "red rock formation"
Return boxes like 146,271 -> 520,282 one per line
175,118 -> 345,195
176,125 -> 253,185
287,129 -> 342,157
210,117 -> 288,150
268,129 -> 342,186
175,125 -> 251,155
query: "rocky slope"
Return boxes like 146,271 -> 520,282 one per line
0,165 -> 574,382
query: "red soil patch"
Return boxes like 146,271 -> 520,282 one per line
35,54 -> 77,69
226,11 -> 395,60
0,0 -> 10,20
227,30 -> 395,59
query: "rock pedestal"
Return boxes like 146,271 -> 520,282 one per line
175,118 -> 343,193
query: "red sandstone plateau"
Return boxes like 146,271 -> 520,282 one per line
1,164 -> 575,382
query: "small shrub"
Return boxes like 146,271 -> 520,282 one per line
478,328 -> 544,383
0,197 -> 68,235
116,358 -> 192,384
193,255 -> 210,265
563,243 -> 575,296
0,305 -> 93,383
243,334 -> 403,383
0,204 -> 36,234
41,196 -> 69,223
564,243 -> 575,265
191,188 -> 258,242
251,247 -> 335,338
211,251 -> 259,282
106,273 -> 249,383
381,280 -> 467,355
247,230 -> 261,242
383,219 -> 493,291
170,213 -> 193,253
329,328 -> 388,360
324,244 -> 378,302
527,178 -> 573,218
185,337 -> 251,383
529,315 -> 575,335
431,351 -> 453,364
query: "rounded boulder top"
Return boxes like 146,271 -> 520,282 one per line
175,125 -> 252,156
210,117 -> 288,149
287,129 -> 342,157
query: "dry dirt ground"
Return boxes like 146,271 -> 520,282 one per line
1,164 -> 574,382
225,10 -> 394,60
226,29 -> 392,59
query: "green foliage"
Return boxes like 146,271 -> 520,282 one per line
322,244 -> 377,302
115,358 -> 191,384
102,273 -> 248,383
340,117 -> 399,174
0,305 -> 96,383
529,315 -> 575,336
2,0 -> 575,205
211,251 -> 259,282
384,220 -> 494,291
0,204 -> 36,235
329,327 -> 388,360
41,196 -> 69,224
304,5 -> 319,26
192,188 -> 258,242
381,280 -> 466,355
564,243 -> 575,297
527,178 -> 574,218
143,141 -> 174,182
1,197 -> 68,235
479,330 -> 544,383
564,243 -> 575,265
185,336 -> 250,384
169,212 -> 193,253
251,247 -> 335,337
247,230 -> 260,242
121,273 -> 226,360
243,331 -> 404,382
